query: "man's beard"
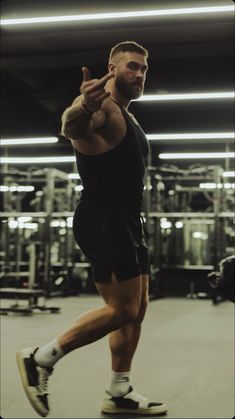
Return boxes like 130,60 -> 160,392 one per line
115,73 -> 143,100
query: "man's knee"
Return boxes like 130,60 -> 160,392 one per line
115,303 -> 140,324
115,280 -> 149,326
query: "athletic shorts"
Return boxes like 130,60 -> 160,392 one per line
73,203 -> 150,283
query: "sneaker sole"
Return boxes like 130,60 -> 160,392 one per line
101,404 -> 168,416
16,350 -> 48,417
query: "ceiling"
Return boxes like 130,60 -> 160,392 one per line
1,0 -> 234,168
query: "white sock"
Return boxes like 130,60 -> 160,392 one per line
108,370 -> 131,397
34,339 -> 65,368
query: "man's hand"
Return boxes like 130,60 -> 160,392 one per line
80,67 -> 114,113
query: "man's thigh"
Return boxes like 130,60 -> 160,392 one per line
95,273 -> 142,310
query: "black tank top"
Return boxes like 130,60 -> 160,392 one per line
74,103 -> 149,214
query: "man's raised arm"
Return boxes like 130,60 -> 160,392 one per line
61,67 -> 113,140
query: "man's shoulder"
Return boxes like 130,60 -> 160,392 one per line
72,95 -> 83,106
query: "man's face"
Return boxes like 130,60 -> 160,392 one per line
111,52 -> 148,100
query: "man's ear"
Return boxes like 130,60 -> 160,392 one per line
108,63 -> 116,73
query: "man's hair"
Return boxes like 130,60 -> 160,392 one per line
109,41 -> 148,63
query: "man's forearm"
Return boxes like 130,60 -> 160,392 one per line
61,104 -> 92,139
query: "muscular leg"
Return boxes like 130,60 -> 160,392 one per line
96,275 -> 149,372
109,275 -> 149,372
99,274 -> 168,415
58,274 -> 142,354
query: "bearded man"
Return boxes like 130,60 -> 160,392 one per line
16,41 -> 168,418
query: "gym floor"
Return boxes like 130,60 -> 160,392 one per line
1,295 -> 234,419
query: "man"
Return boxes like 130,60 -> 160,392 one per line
16,41 -> 168,417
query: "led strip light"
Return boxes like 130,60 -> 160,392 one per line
137,92 -> 234,102
1,132 -> 234,149
147,133 -> 235,141
1,5 -> 234,26
223,171 -> 235,178
159,152 -> 235,159
1,152 -> 234,164
1,137 -> 58,145
0,156 -> 76,164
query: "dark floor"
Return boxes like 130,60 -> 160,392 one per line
1,295 -> 234,419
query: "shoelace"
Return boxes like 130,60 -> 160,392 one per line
38,367 -> 52,395
127,390 -> 148,402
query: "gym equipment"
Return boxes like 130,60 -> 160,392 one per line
1,162 -> 234,301
144,163 -> 235,298
0,166 -> 93,312
0,243 -> 60,315
208,255 -> 235,303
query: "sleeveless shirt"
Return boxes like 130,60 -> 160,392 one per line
74,103 -> 149,215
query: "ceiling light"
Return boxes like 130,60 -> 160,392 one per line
1,5 -> 233,26
175,221 -> 184,229
8,219 -> 18,229
1,137 -> 58,146
18,217 -> 32,223
147,132 -> 235,141
1,151 -> 234,165
18,222 -> 38,230
192,232 -> 208,240
160,218 -> 172,229
14,186 -> 35,192
50,220 -> 66,228
0,185 -> 35,192
159,152 -> 235,159
75,185 -> 84,192
223,171 -> 235,177
68,173 -> 80,179
137,92 -> 234,101
224,183 -> 235,189
1,156 -> 76,164
199,183 -> 235,189
66,217 -> 73,228
8,219 -> 38,230
200,183 -> 220,189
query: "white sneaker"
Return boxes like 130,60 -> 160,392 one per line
16,347 -> 53,417
101,386 -> 168,415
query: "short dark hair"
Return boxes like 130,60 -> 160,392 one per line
109,41 -> 148,63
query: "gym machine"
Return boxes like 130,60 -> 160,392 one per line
143,161 -> 235,300
0,166 -> 92,314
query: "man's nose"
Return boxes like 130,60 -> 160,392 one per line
136,72 -> 144,80
136,69 -> 144,79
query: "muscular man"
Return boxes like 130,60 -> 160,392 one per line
16,41 -> 168,417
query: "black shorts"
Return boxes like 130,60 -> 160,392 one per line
73,203 -> 150,283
